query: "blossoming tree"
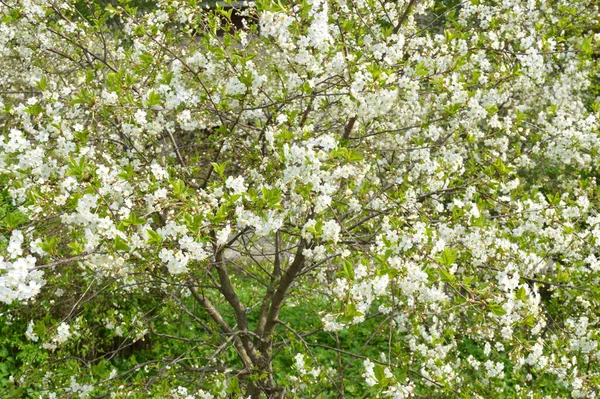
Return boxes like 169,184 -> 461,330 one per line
1,0 -> 600,397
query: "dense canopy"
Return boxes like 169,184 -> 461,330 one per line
1,0 -> 600,397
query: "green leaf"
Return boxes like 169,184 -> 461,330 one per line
172,179 -> 186,197
145,90 -> 162,108
66,157 -> 87,178
436,248 -> 458,267
488,304 -> 506,317
347,150 -> 364,162
3,211 -> 29,229
342,303 -> 363,322
85,68 -> 95,83
471,214 -> 486,227
445,103 -> 461,115
524,314 -> 535,327
67,241 -> 84,255
439,267 -> 455,282
373,364 -> 386,382
486,105 -> 499,115
213,204 -> 229,223
182,212 -> 203,231
138,52 -> 154,67
343,260 -> 355,280
70,88 -> 95,106
314,219 -> 323,234
24,103 -> 43,116
226,376 -> 240,394
114,235 -> 130,252
582,36 -> 593,54
39,236 -> 60,255
493,158 -> 509,175
227,193 -> 241,205
300,81 -> 313,94
463,276 -> 475,286
211,162 -> 229,178
124,212 -> 145,226
546,193 -> 561,206
478,282 -> 490,291
146,229 -> 163,245
159,71 -> 173,85
118,164 -> 135,180
262,187 -> 282,209
415,61 -> 428,77
36,76 -> 48,91
516,286 -> 527,301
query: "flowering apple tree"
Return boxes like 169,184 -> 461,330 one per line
1,0 -> 600,397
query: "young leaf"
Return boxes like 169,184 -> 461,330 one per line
146,229 -> 163,245
436,248 -> 458,267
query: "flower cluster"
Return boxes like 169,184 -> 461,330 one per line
0,0 -> 599,397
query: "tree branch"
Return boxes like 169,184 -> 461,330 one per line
262,239 -> 306,340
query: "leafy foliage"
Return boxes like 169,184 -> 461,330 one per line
1,0 -> 600,398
